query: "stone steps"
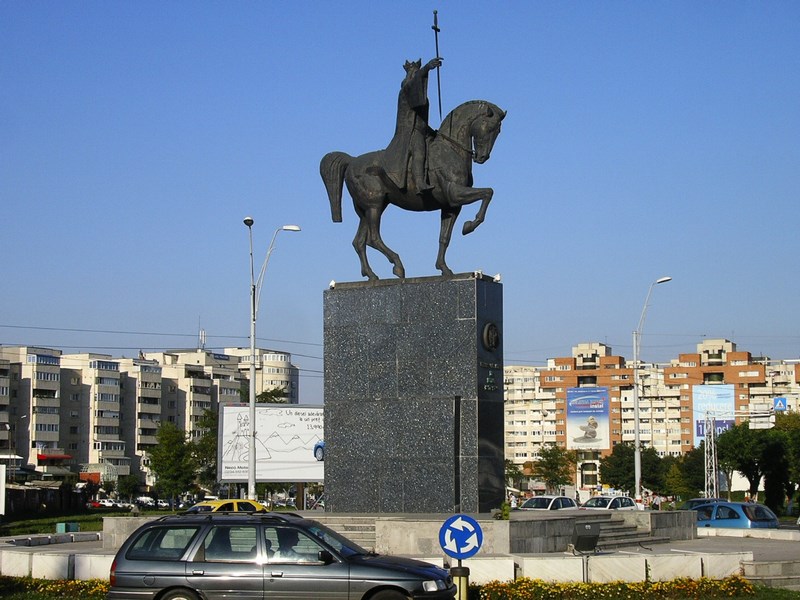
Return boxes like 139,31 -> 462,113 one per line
576,515 -> 672,551
744,560 -> 800,590
309,515 -> 377,550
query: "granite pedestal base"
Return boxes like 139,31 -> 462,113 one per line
323,273 -> 504,513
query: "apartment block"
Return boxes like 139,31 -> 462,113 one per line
0,346 -> 64,478
0,344 -> 299,489
504,339 -> 800,492
223,347 -> 299,403
61,353 -> 130,479
0,358 -> 11,461
118,358 -> 163,488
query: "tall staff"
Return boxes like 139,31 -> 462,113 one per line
432,10 -> 443,122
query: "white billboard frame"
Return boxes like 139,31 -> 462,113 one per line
218,404 -> 324,483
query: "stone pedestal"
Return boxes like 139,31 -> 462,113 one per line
323,273 -> 504,513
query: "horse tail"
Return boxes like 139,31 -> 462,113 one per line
320,151 -> 351,223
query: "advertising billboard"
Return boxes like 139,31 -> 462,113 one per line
692,384 -> 735,446
219,404 -> 324,483
566,387 -> 610,450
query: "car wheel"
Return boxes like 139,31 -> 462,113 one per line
160,589 -> 200,600
315,446 -> 324,461
370,590 -> 410,600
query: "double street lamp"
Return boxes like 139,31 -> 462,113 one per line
244,217 -> 300,501
632,276 -> 672,501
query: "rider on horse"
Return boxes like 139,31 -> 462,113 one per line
382,57 -> 442,195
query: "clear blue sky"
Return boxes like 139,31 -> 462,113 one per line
3,2 -> 799,404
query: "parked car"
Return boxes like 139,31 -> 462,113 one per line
518,495 -> 578,511
184,499 -> 268,513
580,495 -> 638,511
314,440 -> 325,461
693,501 -> 778,529
678,497 -> 724,510
107,512 -> 456,600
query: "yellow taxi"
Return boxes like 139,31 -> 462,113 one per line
184,499 -> 267,513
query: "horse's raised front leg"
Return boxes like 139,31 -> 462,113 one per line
461,187 -> 493,235
364,206 -> 405,279
436,208 -> 460,276
352,210 -> 378,281
440,181 -> 494,235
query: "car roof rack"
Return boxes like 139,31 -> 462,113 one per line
164,510 -> 305,523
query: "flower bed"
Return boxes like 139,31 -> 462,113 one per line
473,575 -> 757,600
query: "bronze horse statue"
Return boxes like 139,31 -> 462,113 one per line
320,100 -> 506,280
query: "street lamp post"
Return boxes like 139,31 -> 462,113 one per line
244,217 -> 300,501
633,276 -> 672,502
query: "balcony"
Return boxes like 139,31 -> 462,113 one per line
37,447 -> 68,458
98,448 -> 126,458
40,464 -> 74,477
32,396 -> 60,409
137,417 -> 160,429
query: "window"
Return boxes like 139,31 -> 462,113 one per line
127,526 -> 201,561
200,526 -> 258,562
90,360 -> 119,371
715,506 -> 740,521
264,526 -> 325,563
35,371 -> 60,381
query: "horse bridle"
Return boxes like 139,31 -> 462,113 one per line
434,128 -> 477,159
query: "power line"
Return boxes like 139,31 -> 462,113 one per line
0,323 -> 324,348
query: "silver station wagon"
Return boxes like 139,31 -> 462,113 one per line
107,512 -> 456,600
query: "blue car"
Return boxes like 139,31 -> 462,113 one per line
313,440 -> 325,461
693,501 -> 778,529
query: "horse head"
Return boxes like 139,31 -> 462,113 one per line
470,102 -> 506,164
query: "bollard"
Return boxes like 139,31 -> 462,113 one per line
450,565 -> 470,600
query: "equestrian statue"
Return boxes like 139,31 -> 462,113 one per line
320,55 -> 506,280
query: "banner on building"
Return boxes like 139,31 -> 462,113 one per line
566,387 -> 610,450
692,384 -> 735,446
219,404 -> 324,483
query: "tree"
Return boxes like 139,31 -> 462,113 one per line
101,478 -> 116,496
192,409 -> 219,492
760,428 -> 790,514
665,462 -> 692,502
117,474 -> 140,503
678,444 -> 707,498
149,422 -> 195,505
774,412 -> 800,510
505,460 -> 523,491
640,446 -> 666,494
530,445 -> 576,493
717,423 -> 766,500
239,384 -> 288,404
257,388 -> 288,403
599,443 -> 635,492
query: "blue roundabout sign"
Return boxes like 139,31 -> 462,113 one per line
438,514 -> 483,560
